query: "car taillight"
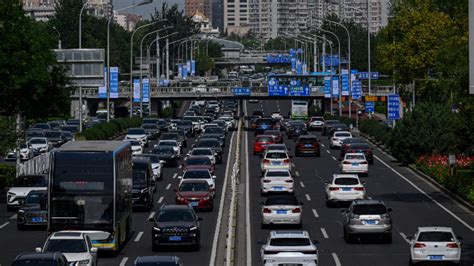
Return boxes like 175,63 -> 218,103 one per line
263,159 -> 270,164
414,243 -> 426,248
263,208 -> 271,213
263,179 -> 271,183
283,159 -> 290,163
342,161 -> 351,164
285,179 -> 293,183
446,243 -> 459,248
329,187 -> 339,191
343,144 -> 350,149
360,161 -> 368,165
354,187 -> 364,191
366,150 -> 373,154
292,208 -> 301,213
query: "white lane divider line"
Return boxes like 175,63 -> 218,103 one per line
374,154 -> 474,232
321,143 -> 325,147
291,163 -> 296,168
10,214 -> 17,219
165,183 -> 171,190
399,232 -> 411,244
331,253 -> 342,266
0,222 -> 10,229
299,181 -> 305,188
326,150 -> 331,154
321,228 -> 329,239
305,194 -> 311,201
295,171 -> 300,177
158,196 -> 164,204
134,231 -> 144,242
148,212 -> 155,220
312,208 -> 319,218
119,257 -> 128,266
331,156 -> 337,161
172,173 -> 177,179
178,165 -> 182,169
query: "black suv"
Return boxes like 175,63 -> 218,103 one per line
132,158 -> 155,210
150,205 -> 202,251
17,190 -> 47,230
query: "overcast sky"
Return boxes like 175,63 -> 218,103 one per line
113,0 -> 184,19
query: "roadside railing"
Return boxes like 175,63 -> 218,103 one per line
17,152 -> 49,176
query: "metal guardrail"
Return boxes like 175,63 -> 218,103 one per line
17,152 -> 50,176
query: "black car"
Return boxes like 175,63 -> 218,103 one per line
204,127 -> 225,136
152,146 -> 180,166
346,143 -> 374,164
12,252 -> 68,266
195,138 -> 223,163
44,130 -> 66,147
322,120 -> 341,136
17,190 -> 47,230
340,138 -> 366,160
150,205 -> 202,251
176,120 -> 194,137
132,158 -> 155,210
157,119 -> 169,132
142,124 -> 160,140
201,133 -> 225,147
327,123 -> 349,139
254,118 -> 274,136
161,132 -> 185,148
287,122 -> 307,139
134,256 -> 182,266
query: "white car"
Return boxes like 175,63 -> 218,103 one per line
263,252 -> 317,266
341,153 -> 369,176
325,174 -> 366,206
271,112 -> 283,120
261,150 -> 292,174
5,143 -> 34,161
308,116 -> 325,130
261,195 -> 302,228
408,227 -> 462,265
330,131 -> 353,149
193,84 -> 207,93
134,154 -> 164,181
249,99 -> 259,103
156,140 -> 181,157
178,169 -> 216,194
128,140 -> 143,155
260,231 -> 318,265
29,137 -> 51,153
187,148 -> 217,165
193,100 -> 206,107
36,231 -> 98,266
6,175 -> 48,211
260,169 -> 294,195
124,128 -> 148,147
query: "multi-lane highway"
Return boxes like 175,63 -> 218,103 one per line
243,100 -> 474,266
0,127 -> 236,266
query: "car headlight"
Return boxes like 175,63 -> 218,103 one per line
140,188 -> 149,194
189,226 -> 198,231
153,226 -> 161,232
202,196 -> 210,201
76,259 -> 90,265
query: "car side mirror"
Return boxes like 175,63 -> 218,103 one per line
198,217 -> 203,221
387,208 -> 393,212
35,247 -> 42,253
90,247 -> 98,253
177,176 -> 182,179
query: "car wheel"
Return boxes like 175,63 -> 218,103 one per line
384,233 -> 392,244
152,242 -> 159,252
194,242 -> 201,251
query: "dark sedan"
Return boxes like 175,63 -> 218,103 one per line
151,146 -> 180,166
17,190 -> 47,230
346,143 -> 374,164
322,120 -> 341,136
286,122 -> 307,139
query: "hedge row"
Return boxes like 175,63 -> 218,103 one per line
76,117 -> 143,140
359,119 -> 392,146
0,164 -> 16,190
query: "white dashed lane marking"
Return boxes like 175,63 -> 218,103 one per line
326,150 -> 331,154
165,183 -> 171,190
172,173 -> 177,179
148,212 -> 155,220
0,222 -> 10,229
312,209 -> 319,218
10,214 -> 17,220
158,196 -> 164,204
299,181 -> 305,188
134,232 -> 144,242
295,171 -> 300,177
331,156 -> 337,161
321,228 -> 329,238
305,194 -> 311,201
332,253 -> 341,266
119,257 -> 128,266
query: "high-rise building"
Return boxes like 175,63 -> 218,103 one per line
224,0 -> 250,35
22,0 -> 56,22
88,0 -> 112,18
249,0 -> 308,39
185,0 -> 211,19
114,11 -> 143,31
211,0 -> 224,32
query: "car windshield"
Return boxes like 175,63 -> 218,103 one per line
343,138 -> 364,144
142,125 -> 157,129
352,204 -> 387,215
334,178 -> 359,185
186,157 -> 211,166
14,176 -> 47,187
177,121 -> 192,126
192,149 -> 212,156
265,196 -> 298,206
179,182 -> 209,192
197,140 -> 219,148
335,132 -> 351,137
161,134 -> 178,140
136,155 -> 159,163
159,141 -> 176,147
133,171 -> 147,188
20,143 -> 28,149
13,259 -> 57,266
346,154 -> 365,160
183,171 -> 210,179
154,147 -> 174,154
157,210 -> 194,222
417,232 -> 455,242
269,238 -> 311,246
30,139 -> 46,144
266,171 -> 290,177
128,129 -> 145,135
25,192 -> 45,204
256,137 -> 272,143
265,152 -> 288,159
44,239 -> 87,253
264,131 -> 280,136
45,131 -> 62,138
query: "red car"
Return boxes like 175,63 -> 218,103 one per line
263,130 -> 283,144
253,135 -> 274,155
175,180 -> 214,211
182,156 -> 216,174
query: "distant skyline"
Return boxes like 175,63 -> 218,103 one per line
113,0 -> 184,19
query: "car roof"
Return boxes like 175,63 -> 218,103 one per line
135,256 -> 180,263
270,230 -> 310,238
417,227 -> 454,233
345,152 -> 366,156
352,199 -> 384,205
133,157 -> 151,164
16,252 -> 64,260
50,231 -> 85,239
265,169 -> 291,173
161,204 -> 192,211
333,174 -> 359,179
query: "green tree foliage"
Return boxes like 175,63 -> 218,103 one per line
0,0 -> 72,119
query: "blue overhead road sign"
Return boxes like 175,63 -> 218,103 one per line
387,94 -> 401,120
232,87 -> 251,96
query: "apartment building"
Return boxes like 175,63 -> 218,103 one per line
224,0 -> 250,35
22,0 -> 56,22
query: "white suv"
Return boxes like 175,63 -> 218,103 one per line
36,231 -> 98,266
325,174 -> 366,207
260,231 -> 318,265
7,175 -> 47,211
330,131 -> 353,149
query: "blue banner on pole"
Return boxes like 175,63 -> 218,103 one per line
133,79 -> 140,103
142,78 -> 149,103
387,94 -> 401,120
290,49 -> 296,57
182,66 -> 188,80
296,61 -> 303,75
178,65 -> 183,79
365,101 -> 375,113
351,80 -> 362,100
324,76 -> 331,98
232,87 -> 251,96
291,58 -> 296,72
98,86 -> 107,99
191,60 -> 196,76
341,69 -> 349,96
321,55 -> 340,67
332,76 -> 339,97
110,67 -> 119,99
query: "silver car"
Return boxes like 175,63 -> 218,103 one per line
325,174 -> 366,207
408,227 -> 462,265
260,231 -> 318,265
342,199 -> 392,243
261,195 -> 302,228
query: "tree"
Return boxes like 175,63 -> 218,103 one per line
0,0 -> 72,119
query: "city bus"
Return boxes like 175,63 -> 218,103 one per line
291,100 -> 309,120
48,141 -> 133,252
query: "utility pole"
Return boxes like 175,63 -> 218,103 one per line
166,38 -> 170,80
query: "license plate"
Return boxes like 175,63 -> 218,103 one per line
169,236 -> 182,241
272,161 -> 282,165
429,255 -> 443,260
276,210 -> 287,214
304,144 -> 312,147
342,188 -> 352,191
190,201 -> 199,207
364,220 -> 376,225
352,163 -> 359,166
273,187 -> 284,191
32,217 -> 43,222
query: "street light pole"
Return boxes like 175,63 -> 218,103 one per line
79,0 -> 89,49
